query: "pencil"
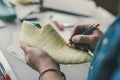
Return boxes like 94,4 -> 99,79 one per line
81,24 -> 100,35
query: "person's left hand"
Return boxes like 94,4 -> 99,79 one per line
21,44 -> 59,73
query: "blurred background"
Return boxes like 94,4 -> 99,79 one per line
94,0 -> 120,15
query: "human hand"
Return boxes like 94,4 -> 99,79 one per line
21,45 -> 59,73
69,24 -> 103,52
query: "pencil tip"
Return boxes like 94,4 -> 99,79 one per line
95,24 -> 100,27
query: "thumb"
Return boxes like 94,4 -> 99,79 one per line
21,44 -> 31,53
72,35 -> 92,44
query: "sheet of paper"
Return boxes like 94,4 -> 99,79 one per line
7,0 -> 39,19
44,0 -> 96,16
0,20 -> 6,28
7,31 -> 25,61
0,50 -> 17,80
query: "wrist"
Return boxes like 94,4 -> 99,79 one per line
38,58 -> 59,74
39,69 -> 66,80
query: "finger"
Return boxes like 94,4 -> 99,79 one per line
70,43 -> 88,52
24,53 -> 28,61
21,44 -> 32,54
69,24 -> 91,41
70,24 -> 91,36
71,35 -> 92,44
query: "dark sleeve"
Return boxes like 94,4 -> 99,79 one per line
111,50 -> 120,80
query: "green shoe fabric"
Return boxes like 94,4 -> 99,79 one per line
0,0 -> 17,21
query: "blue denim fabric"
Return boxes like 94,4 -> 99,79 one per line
88,14 -> 120,80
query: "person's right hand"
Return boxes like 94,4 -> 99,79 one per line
69,24 -> 103,52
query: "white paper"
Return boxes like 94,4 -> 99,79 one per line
44,0 -> 96,16
0,20 -> 6,28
